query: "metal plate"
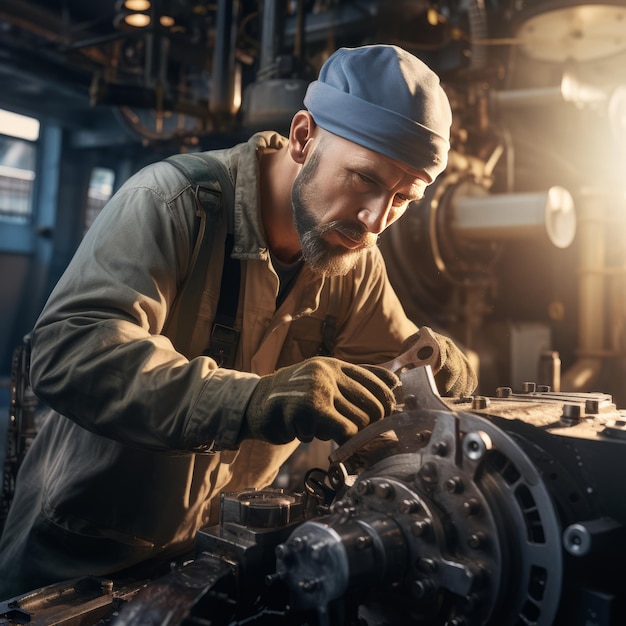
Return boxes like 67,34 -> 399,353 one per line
517,4 -> 626,62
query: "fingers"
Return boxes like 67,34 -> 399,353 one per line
243,357 -> 402,446
433,335 -> 478,396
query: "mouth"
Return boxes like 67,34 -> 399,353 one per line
330,229 -> 365,249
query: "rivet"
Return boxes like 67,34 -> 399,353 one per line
445,477 -> 464,494
463,498 -> 481,517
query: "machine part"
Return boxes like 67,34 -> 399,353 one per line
451,185 -> 576,249
2,334 -> 38,533
5,368 -> 626,625
0,576 -> 144,626
279,406 -> 563,624
514,2 -> 626,63
111,488 -> 308,626
111,553 -> 237,626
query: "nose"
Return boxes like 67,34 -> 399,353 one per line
357,197 -> 394,234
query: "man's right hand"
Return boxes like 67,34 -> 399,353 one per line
242,356 -> 399,445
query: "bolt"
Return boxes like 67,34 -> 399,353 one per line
292,536 -> 307,552
537,385 -> 551,392
445,477 -> 464,494
522,382 -> 536,393
433,441 -> 448,457
265,572 -> 283,586
419,461 -> 439,485
357,480 -> 373,495
471,396 -> 490,410
561,403 -> 582,424
275,543 -> 291,560
496,386 -> 512,398
415,431 -> 430,445
463,498 -> 481,517
400,499 -> 420,514
298,578 -> 321,592
417,558 -> 438,574
463,431 -> 491,461
339,506 -> 356,518
412,579 -> 436,599
374,482 -> 394,499
468,531 -> 486,549
355,535 -> 373,550
310,543 -> 328,562
412,519 -> 432,537
585,398 -> 600,414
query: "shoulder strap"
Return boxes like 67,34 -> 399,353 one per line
164,153 -> 235,354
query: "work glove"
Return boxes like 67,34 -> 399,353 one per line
242,356 -> 400,445
401,328 -> 478,397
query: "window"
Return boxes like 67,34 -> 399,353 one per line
84,167 -> 115,234
0,109 -> 39,222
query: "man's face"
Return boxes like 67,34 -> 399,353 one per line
292,132 -> 429,276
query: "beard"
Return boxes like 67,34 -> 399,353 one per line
292,151 -> 377,277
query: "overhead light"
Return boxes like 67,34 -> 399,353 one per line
124,13 -> 151,27
124,0 -> 151,10
114,0 -> 152,30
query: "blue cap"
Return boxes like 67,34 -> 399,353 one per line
303,45 -> 452,182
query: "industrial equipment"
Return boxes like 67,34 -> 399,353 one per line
2,363 -> 625,625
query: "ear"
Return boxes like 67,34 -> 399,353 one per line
288,111 -> 316,164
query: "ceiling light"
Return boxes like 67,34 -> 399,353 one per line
124,13 -> 151,27
124,0 -> 151,10
160,15 -> 175,28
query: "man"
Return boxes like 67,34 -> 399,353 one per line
0,44 -> 476,598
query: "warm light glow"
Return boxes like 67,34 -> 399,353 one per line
160,15 -> 175,28
427,8 -> 439,26
124,13 -> 151,27
561,72 -> 606,106
124,0 -> 151,10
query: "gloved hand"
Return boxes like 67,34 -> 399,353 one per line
426,329 -> 477,397
242,357 -> 400,445
399,328 -> 477,397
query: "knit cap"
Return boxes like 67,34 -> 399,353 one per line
303,45 -> 452,182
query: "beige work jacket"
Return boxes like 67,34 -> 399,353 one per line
0,132 -> 417,588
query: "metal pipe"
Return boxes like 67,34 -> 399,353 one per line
451,186 -> 576,249
210,0 -> 239,116
259,0 -> 279,75
561,189 -> 607,391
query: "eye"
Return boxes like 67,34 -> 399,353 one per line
356,172 -> 376,186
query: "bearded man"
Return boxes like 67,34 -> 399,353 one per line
0,44 -> 476,598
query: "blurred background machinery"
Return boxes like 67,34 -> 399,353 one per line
0,0 -> 625,404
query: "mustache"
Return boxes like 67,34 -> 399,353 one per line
316,220 -> 378,248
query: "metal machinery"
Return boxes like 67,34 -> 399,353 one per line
3,363 -> 626,625
378,0 -> 626,404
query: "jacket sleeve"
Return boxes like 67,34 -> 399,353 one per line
29,163 -> 259,454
